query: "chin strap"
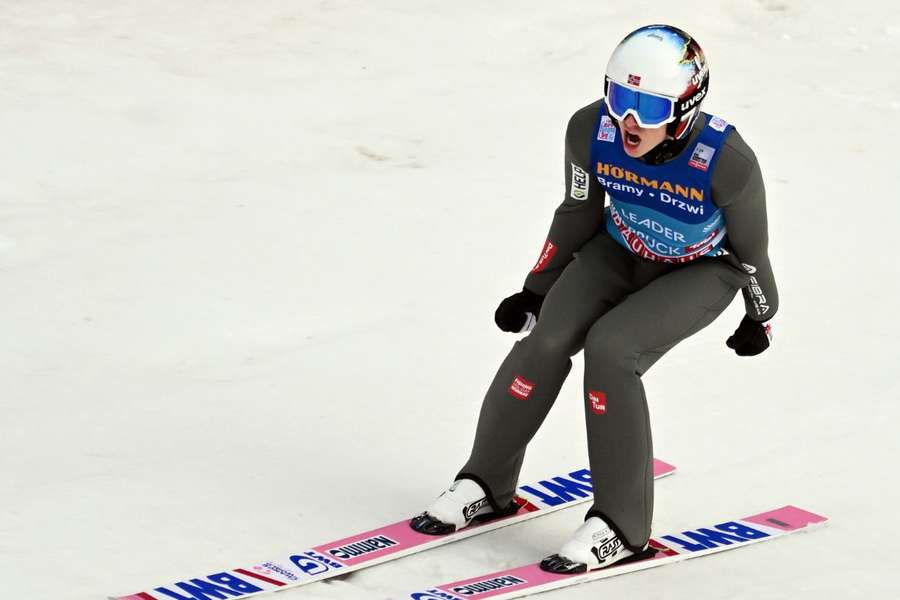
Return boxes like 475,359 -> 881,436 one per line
612,113 -> 699,166
639,133 -> 692,165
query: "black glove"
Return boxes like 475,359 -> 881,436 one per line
726,315 -> 774,356
494,287 -> 545,333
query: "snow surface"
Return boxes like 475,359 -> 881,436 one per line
1,1 -> 899,599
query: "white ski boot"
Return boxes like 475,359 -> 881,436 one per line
410,479 -> 502,535
540,516 -> 643,573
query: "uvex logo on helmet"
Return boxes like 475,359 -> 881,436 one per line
680,87 -> 707,112
690,62 -> 709,86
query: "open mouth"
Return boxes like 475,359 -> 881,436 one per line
624,131 -> 641,149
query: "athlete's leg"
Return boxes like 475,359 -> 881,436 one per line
580,259 -> 749,549
456,234 -> 638,509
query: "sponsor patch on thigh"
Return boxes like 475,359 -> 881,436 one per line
588,391 -> 607,415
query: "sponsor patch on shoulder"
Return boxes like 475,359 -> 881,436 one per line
709,115 -> 728,132
570,163 -> 589,200
597,115 -> 616,143
688,143 -> 716,171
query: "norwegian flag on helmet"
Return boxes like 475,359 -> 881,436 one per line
627,74 -> 642,86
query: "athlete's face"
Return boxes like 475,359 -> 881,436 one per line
618,114 -> 668,158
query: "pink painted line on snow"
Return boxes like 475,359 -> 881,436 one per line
743,505 -> 828,531
114,594 -> 156,600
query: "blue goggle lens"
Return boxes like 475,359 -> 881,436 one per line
606,81 -> 675,126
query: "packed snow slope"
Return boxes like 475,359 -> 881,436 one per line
1,1 -> 898,598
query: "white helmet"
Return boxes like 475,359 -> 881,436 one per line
604,25 -> 709,140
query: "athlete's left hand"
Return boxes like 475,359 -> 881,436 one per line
726,316 -> 774,356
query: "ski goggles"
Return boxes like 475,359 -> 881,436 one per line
604,79 -> 678,128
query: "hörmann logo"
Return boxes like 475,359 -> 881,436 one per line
596,162 -> 704,202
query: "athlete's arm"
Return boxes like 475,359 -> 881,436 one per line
714,129 -> 779,322
523,100 -> 607,296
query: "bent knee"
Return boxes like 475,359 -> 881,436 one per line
583,321 -> 635,365
524,324 -> 583,358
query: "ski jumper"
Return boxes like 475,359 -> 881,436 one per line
456,99 -> 778,552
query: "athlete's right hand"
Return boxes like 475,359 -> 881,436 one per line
494,287 -> 544,333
